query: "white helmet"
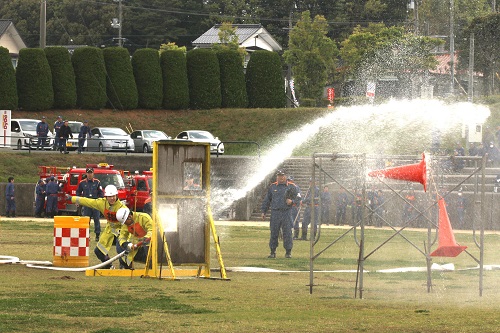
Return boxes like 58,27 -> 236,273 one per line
116,207 -> 130,224
104,184 -> 118,196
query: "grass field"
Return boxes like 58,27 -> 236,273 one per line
1,218 -> 500,332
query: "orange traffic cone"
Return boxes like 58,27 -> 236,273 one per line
368,153 -> 427,192
430,198 -> 467,257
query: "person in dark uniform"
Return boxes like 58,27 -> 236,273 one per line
45,177 -> 59,218
374,189 -> 385,227
321,185 -> 332,226
335,187 -> 348,226
301,178 -> 320,240
53,115 -> 64,150
76,167 -> 104,241
34,179 -> 46,218
456,190 -> 466,229
261,169 -> 298,258
36,116 -> 50,150
5,176 -> 15,217
58,120 -> 73,154
78,120 -> 91,154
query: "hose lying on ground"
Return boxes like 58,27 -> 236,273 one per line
25,251 -> 127,271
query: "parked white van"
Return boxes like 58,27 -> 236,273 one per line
11,119 -> 54,150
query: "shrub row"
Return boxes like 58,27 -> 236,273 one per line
0,46 -> 285,111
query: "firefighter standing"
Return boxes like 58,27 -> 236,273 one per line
116,207 -> 153,269
78,120 -> 91,154
58,120 -> 73,154
34,179 -> 46,218
53,115 -> 64,150
45,177 -> 59,218
76,167 -> 104,241
261,169 -> 298,259
36,116 -> 49,150
67,184 -> 127,269
5,176 -> 15,217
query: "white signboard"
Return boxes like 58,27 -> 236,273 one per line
0,110 -> 11,148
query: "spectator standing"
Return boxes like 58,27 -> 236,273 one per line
335,187 -> 348,226
45,176 -> 59,218
402,189 -> 416,226
34,179 -> 46,218
76,167 -> 104,241
300,179 -> 320,240
452,142 -> 465,172
261,169 -> 298,259
36,116 -> 50,150
53,115 -> 64,150
486,142 -> 500,167
78,120 -> 91,154
374,190 -> 385,227
321,185 -> 332,226
58,120 -> 73,154
5,176 -> 15,217
116,207 -> 153,269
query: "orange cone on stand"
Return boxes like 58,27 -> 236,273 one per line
368,153 -> 427,192
430,198 -> 467,257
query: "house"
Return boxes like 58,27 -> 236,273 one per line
0,19 -> 27,67
192,24 -> 282,66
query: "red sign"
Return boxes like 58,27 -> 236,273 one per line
327,88 -> 335,102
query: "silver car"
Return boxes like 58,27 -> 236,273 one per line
174,130 -> 224,154
130,130 -> 170,153
87,127 -> 135,152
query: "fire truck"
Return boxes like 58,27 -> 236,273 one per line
38,163 -> 128,214
123,170 -> 152,212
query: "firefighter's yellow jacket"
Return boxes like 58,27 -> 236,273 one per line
118,212 -> 153,266
71,196 -> 127,255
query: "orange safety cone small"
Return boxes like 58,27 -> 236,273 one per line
368,153 -> 427,192
430,198 -> 467,257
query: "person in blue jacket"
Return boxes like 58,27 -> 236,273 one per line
261,169 -> 298,259
45,177 -> 59,218
5,176 -> 15,217
36,117 -> 50,150
34,179 -> 46,218
76,167 -> 104,241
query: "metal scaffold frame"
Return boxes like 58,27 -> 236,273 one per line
307,153 -> 487,298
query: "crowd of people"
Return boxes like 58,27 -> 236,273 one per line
36,115 -> 92,154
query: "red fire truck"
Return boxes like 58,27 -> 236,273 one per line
38,163 -> 128,214
123,170 -> 152,212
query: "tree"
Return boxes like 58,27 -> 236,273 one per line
16,48 -> 54,111
72,47 -> 107,109
103,47 -> 139,110
187,48 -> 222,109
283,11 -> 338,103
458,13 -> 500,95
161,50 -> 189,110
217,49 -> 248,108
44,47 -> 76,109
0,47 -> 18,110
132,48 -> 163,109
246,50 -> 285,108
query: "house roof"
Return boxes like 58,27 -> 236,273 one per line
0,19 -> 27,53
192,24 -> 282,52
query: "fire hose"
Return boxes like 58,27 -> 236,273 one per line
24,251 -> 127,271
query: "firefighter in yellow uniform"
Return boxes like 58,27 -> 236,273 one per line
115,207 -> 153,269
66,184 -> 127,269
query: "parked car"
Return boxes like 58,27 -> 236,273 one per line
87,127 -> 135,152
130,130 -> 170,153
52,121 -> 85,151
11,119 -> 54,150
174,130 -> 224,154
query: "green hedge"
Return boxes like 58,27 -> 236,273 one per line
246,50 -> 285,108
44,47 -> 76,109
103,47 -> 138,110
132,48 -> 163,109
16,48 -> 54,111
72,47 -> 107,109
0,47 -> 17,110
217,49 -> 248,108
187,48 -> 221,109
160,50 -> 189,110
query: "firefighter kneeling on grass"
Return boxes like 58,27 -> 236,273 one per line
66,184 -> 126,269
115,207 -> 152,269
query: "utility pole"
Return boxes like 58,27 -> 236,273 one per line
286,9 -> 292,108
40,0 -> 46,48
449,0 -> 455,95
112,0 -> 123,47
